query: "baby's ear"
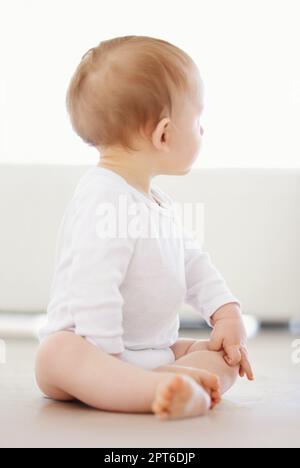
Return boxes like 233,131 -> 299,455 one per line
152,117 -> 171,152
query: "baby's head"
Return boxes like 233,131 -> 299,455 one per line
66,36 -> 205,176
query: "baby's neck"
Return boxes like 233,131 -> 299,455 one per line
97,157 -> 156,197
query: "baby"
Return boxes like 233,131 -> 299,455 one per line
35,35 -> 254,421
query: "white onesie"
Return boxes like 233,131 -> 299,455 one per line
38,167 -> 240,370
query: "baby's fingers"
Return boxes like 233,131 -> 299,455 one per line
208,333 -> 224,352
224,345 -> 241,366
240,348 -> 254,381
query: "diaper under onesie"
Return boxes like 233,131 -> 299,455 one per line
120,347 -> 176,371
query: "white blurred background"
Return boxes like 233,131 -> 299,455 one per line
0,0 -> 300,168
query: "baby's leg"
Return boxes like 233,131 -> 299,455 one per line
35,331 -> 212,419
155,340 -> 239,395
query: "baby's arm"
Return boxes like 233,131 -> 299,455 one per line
209,302 -> 254,380
183,229 -> 253,379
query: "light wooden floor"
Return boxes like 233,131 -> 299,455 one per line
0,329 -> 299,448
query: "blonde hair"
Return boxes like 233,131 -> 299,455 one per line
66,35 -> 198,152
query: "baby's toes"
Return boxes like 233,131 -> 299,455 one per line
210,374 -> 220,390
152,376 -> 180,416
211,390 -> 221,408
152,391 -> 172,414
154,390 -> 172,410
198,373 -> 220,404
169,375 -> 184,392
152,400 -> 169,414
203,373 -> 220,392
160,387 -> 173,402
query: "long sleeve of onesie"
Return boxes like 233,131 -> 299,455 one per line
68,189 -> 136,354
183,229 -> 241,326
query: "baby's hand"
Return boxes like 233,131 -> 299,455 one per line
208,303 -> 254,381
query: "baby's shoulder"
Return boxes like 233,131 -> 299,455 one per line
73,169 -> 134,208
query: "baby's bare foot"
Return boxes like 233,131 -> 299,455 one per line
156,365 -> 221,408
170,366 -> 221,408
152,374 -> 211,421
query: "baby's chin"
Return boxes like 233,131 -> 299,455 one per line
171,166 -> 194,176
160,168 -> 193,176
176,169 -> 192,176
